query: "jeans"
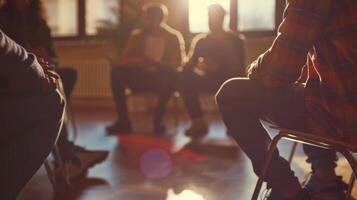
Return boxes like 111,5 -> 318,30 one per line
0,90 -> 65,199
179,69 -> 228,119
111,66 -> 177,126
216,78 -> 337,195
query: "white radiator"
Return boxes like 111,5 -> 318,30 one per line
60,59 -> 112,98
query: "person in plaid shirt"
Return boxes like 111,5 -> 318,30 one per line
216,0 -> 357,199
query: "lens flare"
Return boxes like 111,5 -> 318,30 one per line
140,148 -> 173,179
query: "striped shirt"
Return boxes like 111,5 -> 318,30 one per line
248,0 -> 357,140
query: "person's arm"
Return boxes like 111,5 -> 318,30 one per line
183,34 -> 205,70
117,30 -> 144,66
152,30 -> 186,70
247,0 -> 332,87
0,30 -> 58,95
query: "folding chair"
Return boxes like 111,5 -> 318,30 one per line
43,79 -> 72,192
43,143 -> 70,192
252,126 -> 357,200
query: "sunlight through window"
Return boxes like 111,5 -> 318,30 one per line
43,0 -> 78,36
189,0 -> 230,33
238,0 -> 275,31
167,189 -> 205,200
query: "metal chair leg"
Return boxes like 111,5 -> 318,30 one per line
288,142 -> 298,164
44,159 -> 57,191
66,101 -> 78,142
346,173 -> 355,199
252,134 -> 283,200
173,92 -> 180,134
53,144 -> 70,186
252,130 -> 357,200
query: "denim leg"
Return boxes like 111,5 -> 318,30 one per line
0,90 -> 65,199
216,78 -> 303,197
154,69 -> 176,126
111,67 -> 131,123
179,69 -> 204,119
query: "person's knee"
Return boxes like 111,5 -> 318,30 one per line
215,78 -> 241,107
42,90 -> 65,124
29,90 -> 65,144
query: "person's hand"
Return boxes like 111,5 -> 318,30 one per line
38,58 -> 61,92
247,59 -> 260,81
193,57 -> 206,76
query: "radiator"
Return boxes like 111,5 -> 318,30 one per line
60,59 -> 112,98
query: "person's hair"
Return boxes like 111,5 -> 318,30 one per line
28,0 -> 46,21
207,3 -> 226,17
142,3 -> 168,23
0,0 -> 46,21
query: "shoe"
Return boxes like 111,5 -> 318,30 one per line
106,121 -> 132,135
56,146 -> 109,180
303,174 -> 355,200
185,118 -> 208,138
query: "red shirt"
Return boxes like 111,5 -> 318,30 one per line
248,0 -> 357,140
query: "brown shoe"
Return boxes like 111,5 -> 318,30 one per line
185,118 -> 208,138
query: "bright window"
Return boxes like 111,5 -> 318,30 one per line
86,0 -> 119,35
43,0 -> 78,36
189,0 -> 230,33
238,0 -> 275,31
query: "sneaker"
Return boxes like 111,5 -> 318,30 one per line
303,174 -> 355,200
57,147 -> 109,180
185,118 -> 208,138
106,121 -> 132,135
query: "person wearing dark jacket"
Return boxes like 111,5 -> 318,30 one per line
179,4 -> 245,138
107,3 -> 185,135
0,29 -> 64,199
0,0 -> 108,180
216,0 -> 357,199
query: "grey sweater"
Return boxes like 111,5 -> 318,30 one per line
0,30 -> 45,96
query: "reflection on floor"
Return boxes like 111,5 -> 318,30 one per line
18,107 -> 357,200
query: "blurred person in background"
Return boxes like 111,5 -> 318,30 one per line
179,4 -> 245,138
216,0 -> 357,199
0,30 -> 64,199
107,3 -> 185,135
0,0 -> 108,180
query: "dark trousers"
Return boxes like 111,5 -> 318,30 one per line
0,90 -> 65,199
179,69 -> 228,119
111,66 -> 176,126
56,68 -> 77,161
216,78 -> 337,194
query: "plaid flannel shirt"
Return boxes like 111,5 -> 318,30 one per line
248,0 -> 357,140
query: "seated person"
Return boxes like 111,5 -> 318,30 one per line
107,3 -> 185,135
0,30 -> 64,199
216,0 -> 357,199
0,0 -> 108,180
179,4 -> 245,137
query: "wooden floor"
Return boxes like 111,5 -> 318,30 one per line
18,106 -> 357,200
